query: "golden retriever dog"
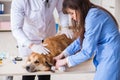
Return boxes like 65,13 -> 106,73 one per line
25,34 -> 73,72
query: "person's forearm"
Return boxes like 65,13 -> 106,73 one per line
64,37 -> 81,56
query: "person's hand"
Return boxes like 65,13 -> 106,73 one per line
55,58 -> 67,69
53,52 -> 65,61
58,27 -> 73,39
30,43 -> 50,55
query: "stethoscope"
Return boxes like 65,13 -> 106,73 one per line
45,0 -> 50,8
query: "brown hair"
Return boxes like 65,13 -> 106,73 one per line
62,0 -> 118,43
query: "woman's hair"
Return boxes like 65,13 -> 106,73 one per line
63,0 -> 91,41
62,0 -> 118,43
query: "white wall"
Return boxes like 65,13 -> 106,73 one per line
115,0 -> 120,27
90,0 -> 102,5
91,0 -> 120,28
91,0 -> 115,16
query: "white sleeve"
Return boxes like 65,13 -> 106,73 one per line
56,0 -> 69,27
11,0 -> 32,47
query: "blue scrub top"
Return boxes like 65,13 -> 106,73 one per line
64,8 -> 120,80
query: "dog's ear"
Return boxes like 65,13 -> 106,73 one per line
44,56 -> 55,67
39,55 -> 46,64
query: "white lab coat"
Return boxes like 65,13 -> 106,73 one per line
11,0 -> 69,56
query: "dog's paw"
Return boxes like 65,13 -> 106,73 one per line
58,66 -> 66,72
51,66 -> 66,72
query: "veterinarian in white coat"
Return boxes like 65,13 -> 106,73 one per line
10,0 -> 72,80
54,0 -> 120,80
11,0 -> 72,57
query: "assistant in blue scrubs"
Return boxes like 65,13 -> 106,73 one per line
54,0 -> 120,80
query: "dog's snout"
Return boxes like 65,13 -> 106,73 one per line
25,65 -> 36,72
26,66 -> 30,70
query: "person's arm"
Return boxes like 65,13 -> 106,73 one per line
56,0 -> 69,28
56,0 -> 73,39
66,8 -> 103,67
11,0 -> 32,47
11,0 -> 51,55
63,37 -> 81,57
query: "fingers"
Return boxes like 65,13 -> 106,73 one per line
55,59 -> 63,68
53,57 -> 56,61
30,44 -> 50,55
69,33 -> 73,39
41,48 -> 50,55
66,31 -> 74,39
53,55 -> 61,61
44,48 -> 50,54
41,44 -> 50,55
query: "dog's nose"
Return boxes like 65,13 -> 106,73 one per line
26,66 -> 30,70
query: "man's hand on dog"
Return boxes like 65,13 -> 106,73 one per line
57,27 -> 74,39
30,43 -> 50,55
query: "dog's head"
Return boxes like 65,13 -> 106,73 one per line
25,52 -> 54,72
25,34 -> 73,72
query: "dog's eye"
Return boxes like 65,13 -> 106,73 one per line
34,60 -> 39,64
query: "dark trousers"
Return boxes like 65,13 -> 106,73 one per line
22,75 -> 50,80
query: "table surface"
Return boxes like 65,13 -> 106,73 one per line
0,57 -> 95,76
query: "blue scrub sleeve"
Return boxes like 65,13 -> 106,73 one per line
63,37 -> 81,56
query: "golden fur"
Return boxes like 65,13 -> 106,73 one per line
25,34 -> 73,72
